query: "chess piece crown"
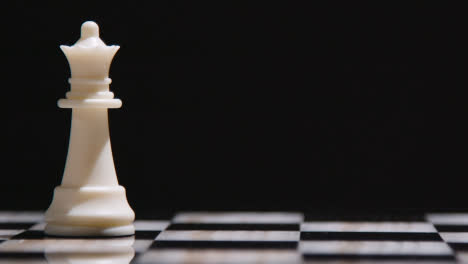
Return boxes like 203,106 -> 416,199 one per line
58,21 -> 122,108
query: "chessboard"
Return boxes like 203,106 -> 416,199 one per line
1,211 -> 468,263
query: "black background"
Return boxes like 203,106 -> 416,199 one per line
1,1 -> 467,213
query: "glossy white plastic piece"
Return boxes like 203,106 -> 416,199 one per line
45,21 -> 135,236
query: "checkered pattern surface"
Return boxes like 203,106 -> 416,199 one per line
1,211 -> 468,263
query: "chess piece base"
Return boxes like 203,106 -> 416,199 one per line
45,185 -> 135,236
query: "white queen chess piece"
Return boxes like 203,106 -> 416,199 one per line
44,21 -> 135,236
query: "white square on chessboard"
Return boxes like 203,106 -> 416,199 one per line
454,252 -> 468,263
439,232 -> 468,243
0,211 -> 43,222
134,220 -> 170,231
301,221 -> 437,232
30,222 -> 46,231
27,221 -> 169,232
299,241 -> 453,256
0,237 -> 135,253
426,213 -> 468,225
132,239 -> 155,253
0,230 -> 24,239
135,249 -> 301,264
156,230 -> 300,241
297,261 -> 455,264
0,260 -> 47,264
172,212 -> 303,224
